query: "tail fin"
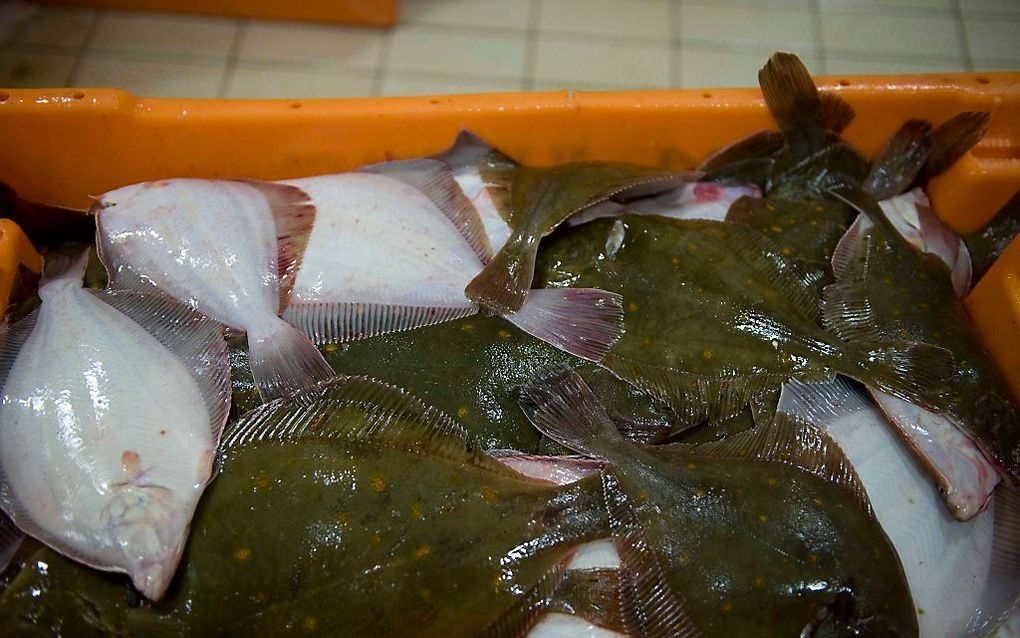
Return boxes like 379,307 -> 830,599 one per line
38,246 -> 90,300
504,288 -> 624,362
517,366 -> 626,460
247,316 -> 335,402
758,52 -> 824,158
0,181 -> 95,250
921,111 -> 991,181
864,119 -> 934,199
820,91 -> 856,135
465,231 -> 536,313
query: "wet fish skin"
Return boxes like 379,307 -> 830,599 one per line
519,368 -> 918,637
965,189 -> 1020,282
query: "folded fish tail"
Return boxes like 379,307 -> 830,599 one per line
864,119 -> 934,200
38,246 -> 90,299
503,288 -> 623,362
758,52 -> 825,159
247,316 -> 335,402
0,510 -> 24,574
604,472 -> 700,638
361,157 -> 495,263
236,180 -> 316,312
921,111 -> 991,181
517,365 -> 627,461
284,301 -> 478,345
465,230 -> 536,313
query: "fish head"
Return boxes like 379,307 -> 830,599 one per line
102,483 -> 190,600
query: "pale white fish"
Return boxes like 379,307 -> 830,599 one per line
0,252 -> 231,600
780,378 -> 1020,637
879,187 -> 972,296
568,182 -> 762,227
281,159 -> 624,362
528,613 -> 625,638
830,212 -> 1000,521
95,178 -> 333,401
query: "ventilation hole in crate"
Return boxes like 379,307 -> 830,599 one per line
0,92 -> 8,103
290,102 -> 302,109
976,76 -> 990,85
702,92 -> 713,99
838,79 -> 851,87
72,91 -> 85,100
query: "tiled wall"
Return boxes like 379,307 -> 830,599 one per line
0,0 -> 1017,97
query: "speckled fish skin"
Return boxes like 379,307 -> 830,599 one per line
227,313 -> 674,453
519,369 -> 918,637
0,377 -> 611,637
0,255 -> 226,601
534,215 -> 942,429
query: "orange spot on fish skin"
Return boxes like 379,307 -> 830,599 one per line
121,450 -> 141,477
255,472 -> 272,489
769,225 -> 783,233
671,257 -> 680,265
234,547 -> 252,561
753,575 -> 766,588
414,544 -> 432,558
814,206 -> 825,212
627,302 -> 639,312
765,203 -> 776,212
687,243 -> 699,252
809,553 -> 819,563
410,504 -> 424,519
767,478 -> 778,487
702,350 -> 713,360
758,514 -> 768,523
882,276 -> 893,285
420,589 -> 433,601
461,323 -> 474,332
497,329 -> 511,339
813,497 -> 823,507
456,406 -> 470,418
371,534 -> 382,546
640,338 -> 652,347
781,246 -> 792,256
480,486 -> 498,503
324,343 -> 338,353
370,475 -> 387,493
722,601 -> 734,612
687,462 -> 697,470
301,616 -> 317,633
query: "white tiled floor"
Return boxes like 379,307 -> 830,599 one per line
0,0 -> 1016,97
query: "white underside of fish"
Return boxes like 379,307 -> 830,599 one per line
781,380 -> 996,638
568,182 -> 761,226
0,275 -> 218,600
528,612 -> 625,638
449,166 -> 512,252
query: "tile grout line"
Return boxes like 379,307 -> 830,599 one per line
669,0 -> 681,88
216,19 -> 248,99
370,27 -> 395,97
522,0 -> 542,91
64,9 -> 104,86
949,0 -> 974,72
810,0 -> 828,75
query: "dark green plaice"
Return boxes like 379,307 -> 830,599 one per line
535,215 -> 945,428
0,377 -> 612,637
826,187 -> 1020,480
230,314 -> 677,450
465,160 -> 685,313
519,368 -> 918,638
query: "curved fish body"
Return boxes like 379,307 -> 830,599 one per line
779,379 -> 1020,637
96,178 -> 333,401
0,253 -> 229,600
281,160 -> 625,363
519,368 -> 918,637
569,182 -> 761,227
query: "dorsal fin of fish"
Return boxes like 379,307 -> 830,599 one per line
502,288 -> 624,362
920,111 -> 991,181
604,472 -> 702,638
758,52 -> 824,159
0,510 -> 24,573
0,181 -> 94,250
819,91 -> 856,135
360,158 -> 495,263
969,486 -> 1020,635
697,129 -> 785,172
284,301 -> 478,345
234,180 -> 316,311
483,553 -> 575,638
864,119 -> 934,200
222,375 -> 522,478
465,163 -> 685,314
94,289 -> 231,446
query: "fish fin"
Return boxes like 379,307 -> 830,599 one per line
93,289 -> 231,447
0,181 -> 95,250
605,355 -> 788,427
361,158 -> 495,263
542,568 -> 626,635
698,130 -> 786,172
685,407 -> 874,514
283,301 -> 477,345
922,111 -> 991,180
503,288 -> 623,362
246,317 -> 335,401
966,486 -> 1020,635
777,376 -> 872,424
38,245 -> 90,294
436,130 -> 520,226
0,307 -> 38,394
603,472 -> 701,638
517,365 -> 627,459
465,230 -> 536,313
967,188 -> 1020,281
819,91 -> 856,134
914,194 -> 973,296
235,180 -> 316,311
0,510 -> 24,573
484,555 -> 574,638
758,52 -> 824,158
222,375 -> 520,475
750,387 -> 781,425
864,119 -> 934,199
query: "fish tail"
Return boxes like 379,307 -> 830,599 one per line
517,366 -> 625,460
843,339 -> 956,411
864,119 -> 934,199
758,52 -> 824,158
922,111 -> 991,180
503,288 -> 624,362
465,231 -> 535,313
247,316 -> 335,402
38,245 -> 91,299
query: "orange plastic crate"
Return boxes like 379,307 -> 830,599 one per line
33,0 -> 400,27
0,74 -> 1017,398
